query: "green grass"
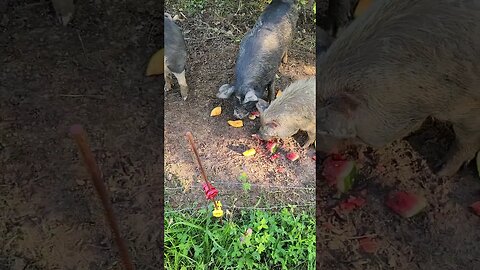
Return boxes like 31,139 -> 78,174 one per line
165,205 -> 316,269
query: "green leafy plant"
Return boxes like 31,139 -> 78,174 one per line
165,205 -> 315,269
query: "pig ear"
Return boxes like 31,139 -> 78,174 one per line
317,95 -> 358,138
217,84 -> 235,99
256,98 -> 269,113
243,89 -> 258,103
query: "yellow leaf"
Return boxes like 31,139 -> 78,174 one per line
210,106 -> 222,117
276,90 -> 282,98
243,148 -> 256,157
146,49 -> 164,76
228,120 -> 243,128
248,114 -> 256,120
354,0 -> 374,18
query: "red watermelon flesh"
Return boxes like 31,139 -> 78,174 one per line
386,191 -> 427,218
266,141 -> 278,154
322,156 -> 357,193
286,152 -> 299,161
470,201 -> 480,216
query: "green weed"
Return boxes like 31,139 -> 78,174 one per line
165,205 -> 316,269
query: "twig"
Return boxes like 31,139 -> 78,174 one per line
70,124 -> 134,270
58,94 -> 106,100
76,30 -> 87,61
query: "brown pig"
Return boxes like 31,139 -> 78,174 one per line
256,77 -> 316,148
316,0 -> 480,176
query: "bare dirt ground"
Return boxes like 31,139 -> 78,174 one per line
1,1 -> 163,269
164,1 -> 316,213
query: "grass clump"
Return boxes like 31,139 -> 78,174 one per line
165,205 -> 315,269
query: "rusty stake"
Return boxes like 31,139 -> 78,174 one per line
70,124 -> 134,270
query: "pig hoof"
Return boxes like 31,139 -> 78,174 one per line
217,84 -> 234,99
180,87 -> 189,100
435,161 -> 459,177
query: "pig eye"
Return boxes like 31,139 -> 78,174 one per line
268,121 -> 279,128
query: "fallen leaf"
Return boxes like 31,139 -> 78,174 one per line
243,148 -> 256,157
210,106 -> 222,117
248,114 -> 256,120
146,49 -> 164,76
358,237 -> 378,253
470,201 -> 480,216
227,120 -> 243,128
276,167 -> 285,173
276,90 -> 282,98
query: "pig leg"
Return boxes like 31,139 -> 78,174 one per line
282,50 -> 288,64
172,70 -> 189,100
267,79 -> 276,101
437,123 -> 480,177
304,130 -> 316,148
164,66 -> 173,92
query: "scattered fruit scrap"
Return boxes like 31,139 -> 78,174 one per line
470,201 -> 480,216
146,48 -> 164,76
286,152 -> 299,161
243,148 -> 256,157
386,191 -> 427,218
358,237 -> 379,253
269,153 -> 281,161
322,156 -> 357,193
227,120 -> 243,128
338,196 -> 366,214
248,111 -> 260,120
210,106 -> 222,117
266,141 -> 278,154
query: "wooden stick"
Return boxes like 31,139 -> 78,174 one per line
185,132 -> 210,185
69,124 -> 134,270
185,132 -> 218,208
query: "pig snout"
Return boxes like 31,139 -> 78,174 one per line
257,127 -> 273,141
233,107 -> 249,119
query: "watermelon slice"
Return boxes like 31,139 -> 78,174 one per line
470,201 -> 480,216
270,153 -> 281,161
358,237 -> 378,253
286,152 -> 299,161
386,191 -> 427,218
322,156 -> 357,193
339,196 -> 366,213
266,141 -> 278,154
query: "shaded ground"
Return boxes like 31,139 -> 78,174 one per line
164,1 -> 316,212
1,1 -> 163,269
